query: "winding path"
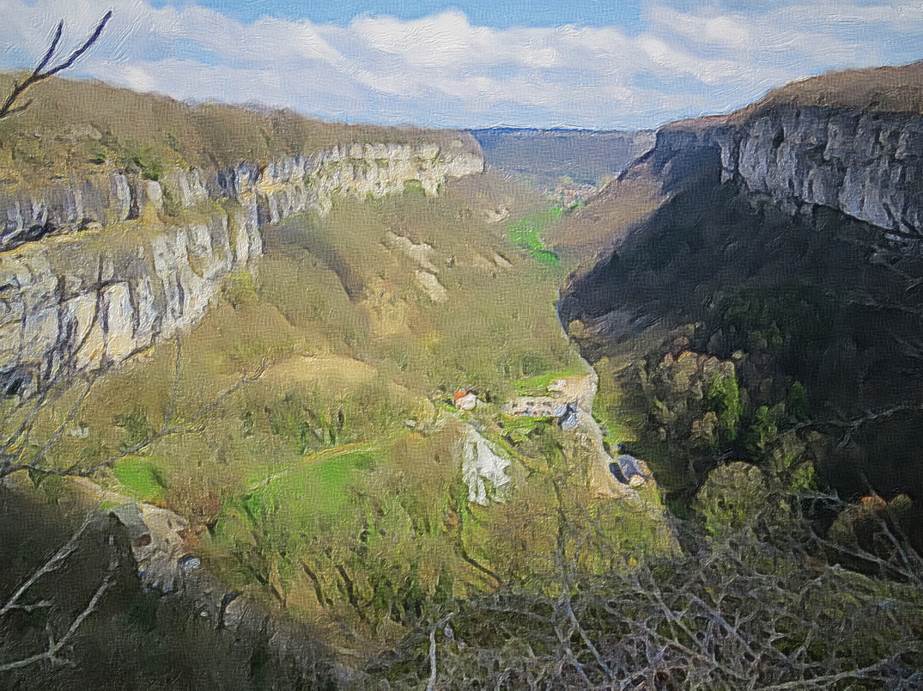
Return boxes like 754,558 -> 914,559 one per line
551,288 -> 651,500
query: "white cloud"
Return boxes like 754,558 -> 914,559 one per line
0,0 -> 920,128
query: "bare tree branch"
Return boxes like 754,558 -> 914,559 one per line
0,515 -> 91,618
367,489 -> 923,689
0,11 -> 113,122
0,514 -> 118,674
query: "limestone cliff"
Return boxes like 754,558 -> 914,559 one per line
563,94 -> 923,332
0,140 -> 483,393
0,140 -> 483,250
649,104 -> 922,239
560,63 -> 923,513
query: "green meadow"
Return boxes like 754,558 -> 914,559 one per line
506,206 -> 565,266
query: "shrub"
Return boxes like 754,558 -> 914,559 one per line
693,461 -> 769,537
119,143 -> 165,181
786,380 -> 810,421
266,393 -> 325,455
403,179 -> 425,196
113,406 -> 155,453
165,464 -> 236,530
745,403 -> 781,455
222,270 -> 257,309
364,492 -> 923,689
706,370 -> 741,443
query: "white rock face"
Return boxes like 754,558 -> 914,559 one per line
218,141 -> 483,228
384,231 -> 439,273
0,139 -> 484,393
0,139 -> 484,251
655,106 -> 923,236
459,425 -> 511,506
0,210 -> 259,393
414,270 -> 448,303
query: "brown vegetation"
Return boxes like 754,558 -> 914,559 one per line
748,59 -> 923,117
365,486 -> 923,689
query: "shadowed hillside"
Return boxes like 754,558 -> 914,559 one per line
560,59 -> 923,527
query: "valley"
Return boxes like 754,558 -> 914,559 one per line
2,54 -> 923,689
1,108 -> 672,667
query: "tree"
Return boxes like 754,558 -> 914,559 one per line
365,491 -> 923,689
0,515 -> 118,673
0,11 -> 112,122
693,461 -> 771,537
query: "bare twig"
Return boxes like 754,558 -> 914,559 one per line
377,490 -> 923,688
0,11 -> 113,122
0,515 -> 92,618
0,515 -> 118,674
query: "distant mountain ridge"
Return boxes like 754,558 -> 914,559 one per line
469,127 -> 655,189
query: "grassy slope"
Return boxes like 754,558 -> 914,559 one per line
547,175 -> 665,265
0,72 -> 477,189
506,206 -> 565,266
26,172 -> 670,654
747,59 -> 923,117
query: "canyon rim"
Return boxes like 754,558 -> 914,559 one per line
1,2 -> 923,689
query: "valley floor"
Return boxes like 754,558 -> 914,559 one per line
13,172 -> 673,661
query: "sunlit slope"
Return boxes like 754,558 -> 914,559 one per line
27,173 -> 671,653
0,72 -> 475,189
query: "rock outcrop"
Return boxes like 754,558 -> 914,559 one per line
0,208 -> 261,395
108,500 -> 342,683
459,425 -> 511,506
0,140 -> 484,393
650,106 -> 923,237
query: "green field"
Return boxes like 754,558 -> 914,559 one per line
513,367 -> 585,395
506,206 -> 565,266
112,457 -> 167,503
242,448 -> 378,530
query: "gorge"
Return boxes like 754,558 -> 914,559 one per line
0,136 -> 482,395
2,58 -> 923,689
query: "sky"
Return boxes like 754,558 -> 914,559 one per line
1,0 -> 922,129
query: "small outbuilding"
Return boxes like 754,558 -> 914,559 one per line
453,388 -> 478,411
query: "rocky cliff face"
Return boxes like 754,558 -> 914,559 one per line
109,499 -> 330,680
561,86 -> 923,514
652,106 -> 923,237
0,140 -> 483,250
0,140 -> 483,393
